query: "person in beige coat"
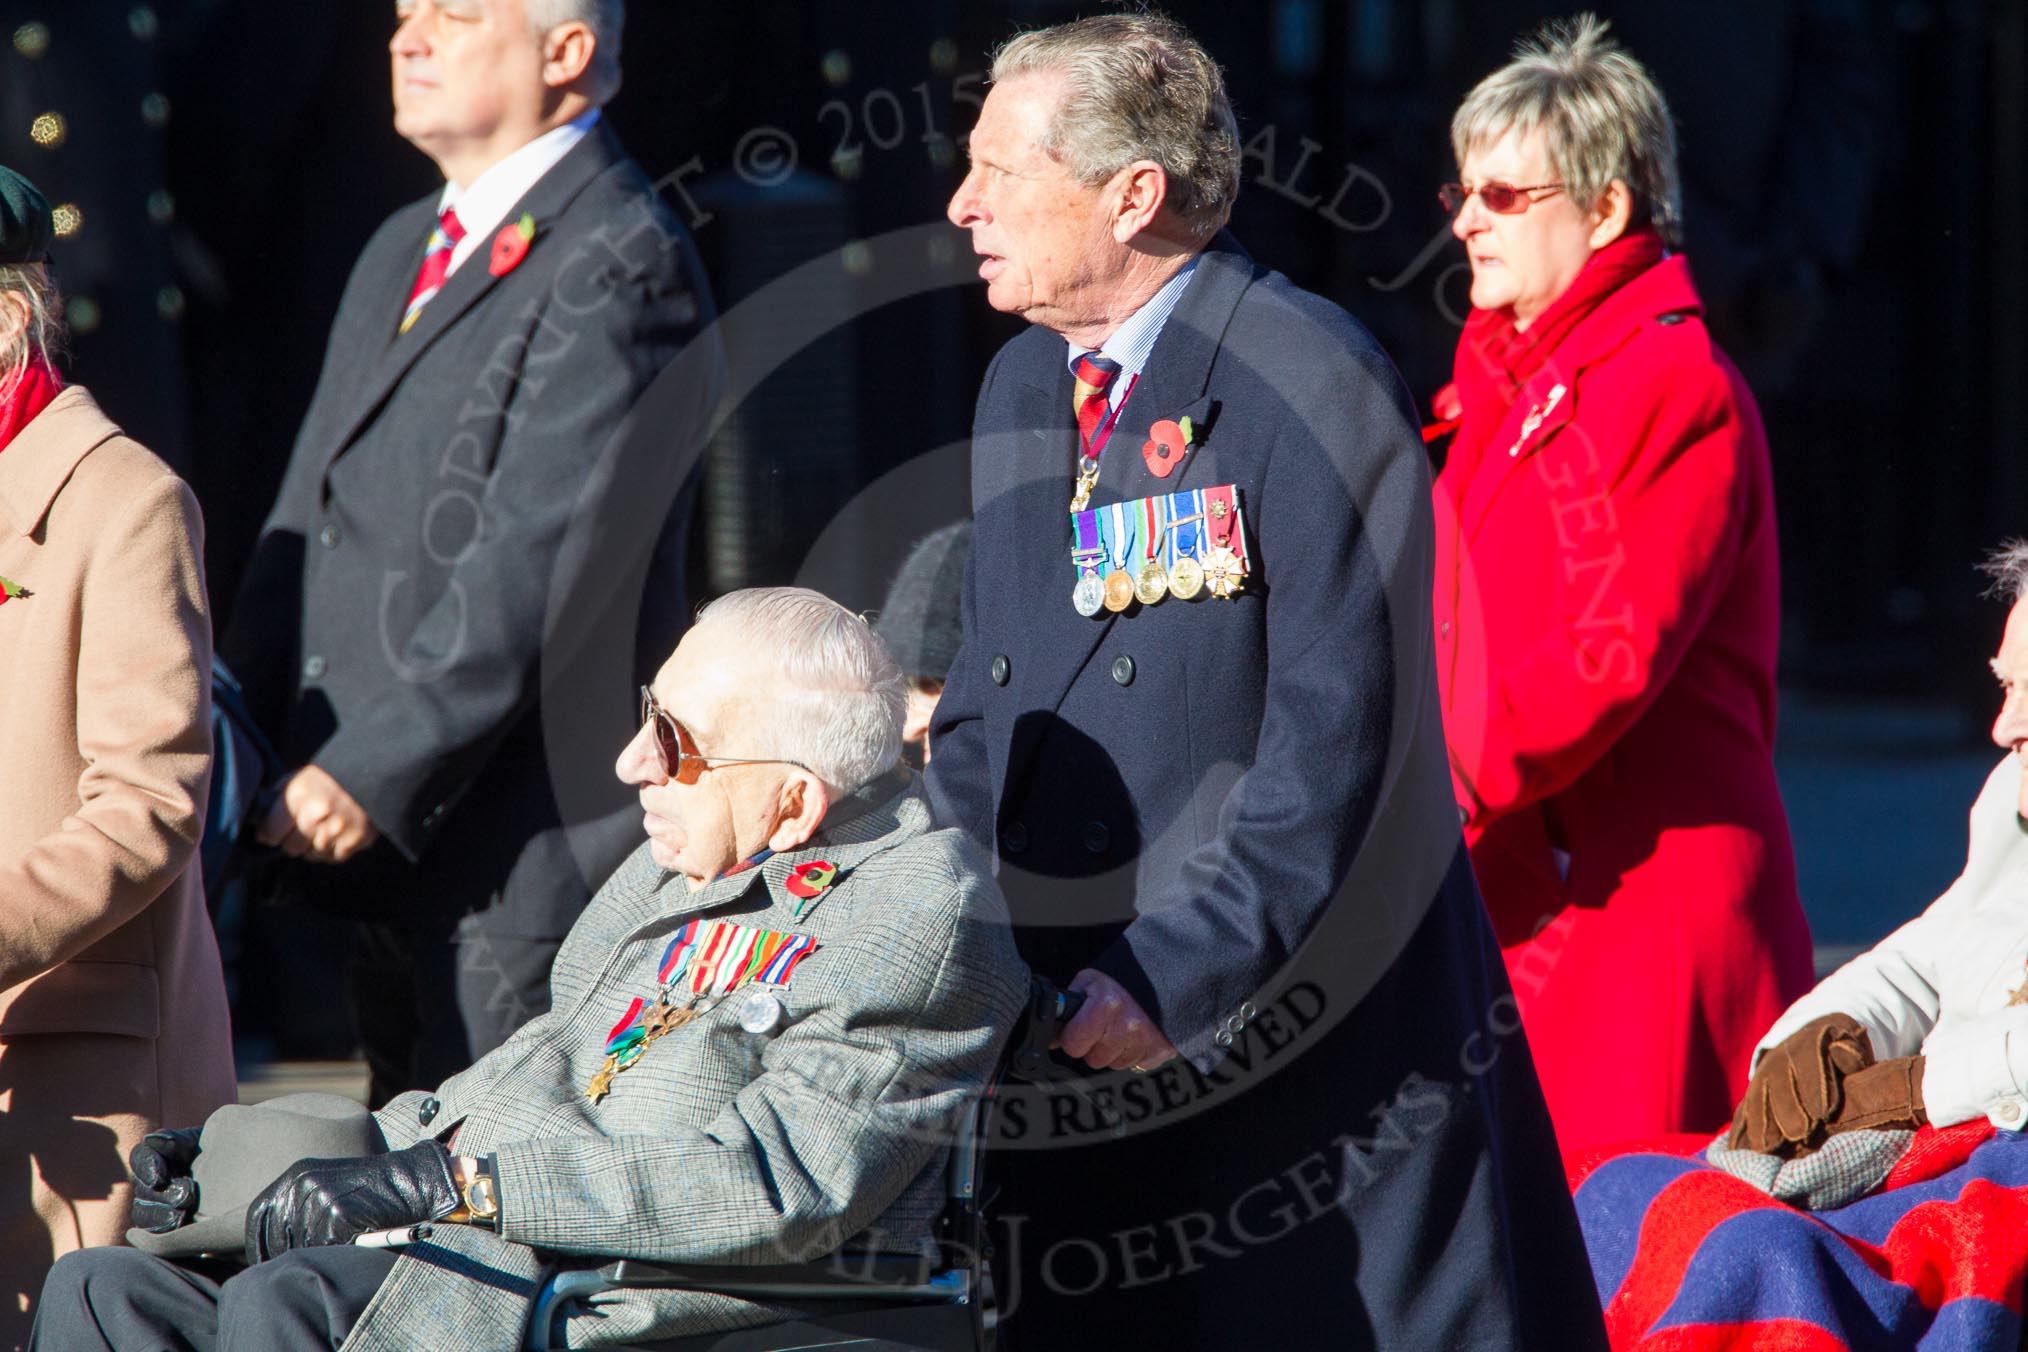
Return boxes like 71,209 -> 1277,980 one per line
0,165 -> 235,1348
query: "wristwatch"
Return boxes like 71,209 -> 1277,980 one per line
454,1156 -> 501,1229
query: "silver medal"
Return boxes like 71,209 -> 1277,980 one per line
737,988 -> 785,1035
1073,572 -> 1106,617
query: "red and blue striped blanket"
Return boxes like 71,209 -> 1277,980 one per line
1571,1123 -> 2028,1349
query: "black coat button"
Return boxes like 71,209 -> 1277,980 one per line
1111,656 -> 1135,686
1000,821 -> 1030,855
1082,821 -> 1111,854
417,1095 -> 441,1127
990,654 -> 1011,687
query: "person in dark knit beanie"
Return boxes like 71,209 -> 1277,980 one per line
873,521 -> 970,766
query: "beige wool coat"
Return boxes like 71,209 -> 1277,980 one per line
0,386 -> 235,1346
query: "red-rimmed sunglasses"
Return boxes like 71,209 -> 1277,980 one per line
638,686 -> 814,784
1438,181 -> 1566,215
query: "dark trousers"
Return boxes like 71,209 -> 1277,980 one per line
30,1247 -> 398,1352
349,920 -> 468,1110
350,918 -> 565,1108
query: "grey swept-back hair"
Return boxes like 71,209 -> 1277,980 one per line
991,12 -> 1241,238
692,587 -> 907,795
523,0 -> 624,104
1451,13 -> 1683,248
0,262 -> 64,389
1980,540 -> 2028,604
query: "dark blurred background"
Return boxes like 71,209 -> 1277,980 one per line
3,0 -> 2021,1046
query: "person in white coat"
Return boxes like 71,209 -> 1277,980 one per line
1730,540 -> 2028,1156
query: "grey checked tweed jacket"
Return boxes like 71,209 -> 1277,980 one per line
337,774 -> 1027,1351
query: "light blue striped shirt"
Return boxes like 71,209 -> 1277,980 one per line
1066,254 -> 1201,413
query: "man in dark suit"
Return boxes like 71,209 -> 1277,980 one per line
930,15 -> 1604,1347
224,0 -> 719,1104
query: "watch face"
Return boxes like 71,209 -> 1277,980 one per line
466,1173 -> 500,1218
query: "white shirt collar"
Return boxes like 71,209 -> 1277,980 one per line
1065,254 -> 1202,410
437,109 -> 601,275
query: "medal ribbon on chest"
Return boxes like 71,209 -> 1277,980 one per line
1202,484 -> 1251,599
585,916 -> 822,1104
1064,484 -> 1248,613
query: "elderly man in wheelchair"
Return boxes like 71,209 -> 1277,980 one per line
33,588 -> 1033,1352
1572,544 -> 2028,1349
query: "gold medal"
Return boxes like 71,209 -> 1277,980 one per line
1168,555 -> 1205,600
1135,559 -> 1169,605
1102,570 -> 1135,612
1204,545 -> 1246,599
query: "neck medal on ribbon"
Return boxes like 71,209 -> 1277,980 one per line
585,917 -> 819,1104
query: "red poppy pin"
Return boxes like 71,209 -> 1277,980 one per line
489,213 -> 538,277
785,861 -> 839,900
1142,416 -> 1196,479
0,576 -> 29,606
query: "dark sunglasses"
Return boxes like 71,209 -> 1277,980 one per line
1438,181 -> 1566,215
638,686 -> 814,785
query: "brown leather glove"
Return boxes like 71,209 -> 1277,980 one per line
1728,1012 -> 1875,1157
1825,1055 -> 1927,1136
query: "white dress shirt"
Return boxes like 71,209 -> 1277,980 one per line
439,109 -> 600,276
1754,754 -> 2028,1129
1064,253 -> 1201,416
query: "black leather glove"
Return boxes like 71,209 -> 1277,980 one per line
128,1126 -> 204,1234
243,1140 -> 460,1265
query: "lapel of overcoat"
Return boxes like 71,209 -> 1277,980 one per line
1455,254 -> 1702,548
0,387 -> 121,538
317,123 -> 627,473
1000,235 -> 1253,792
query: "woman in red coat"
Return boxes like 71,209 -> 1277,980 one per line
1430,17 -> 1813,1151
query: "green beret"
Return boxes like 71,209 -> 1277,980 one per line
0,166 -> 54,266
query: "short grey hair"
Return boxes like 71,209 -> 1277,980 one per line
991,13 -> 1240,237
523,0 -> 623,104
1451,13 -> 1682,248
1980,540 -> 2028,603
693,587 -> 907,795
0,262 -> 63,386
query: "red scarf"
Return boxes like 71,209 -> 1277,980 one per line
1448,227 -> 1665,467
0,356 -> 62,455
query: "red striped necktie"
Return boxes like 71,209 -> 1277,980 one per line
400,206 -> 467,334
1072,352 -> 1122,457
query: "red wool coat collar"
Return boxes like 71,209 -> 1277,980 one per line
1440,254 -> 1707,548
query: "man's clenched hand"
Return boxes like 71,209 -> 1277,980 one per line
257,766 -> 379,863
1056,968 -> 1179,1073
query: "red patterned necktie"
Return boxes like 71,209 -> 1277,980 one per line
400,206 -> 467,333
1072,352 -> 1122,457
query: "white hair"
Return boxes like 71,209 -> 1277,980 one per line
523,0 -> 623,104
1981,540 -> 2028,603
991,13 -> 1241,238
694,587 -> 907,795
0,262 -> 63,390
1452,13 -> 1683,248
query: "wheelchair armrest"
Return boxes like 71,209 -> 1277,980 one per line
525,1258 -> 969,1350
599,1253 -> 958,1297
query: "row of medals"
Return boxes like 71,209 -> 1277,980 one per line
1074,542 -> 1245,616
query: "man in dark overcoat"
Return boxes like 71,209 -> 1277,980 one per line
223,0 -> 720,1102
929,15 -> 1606,1348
